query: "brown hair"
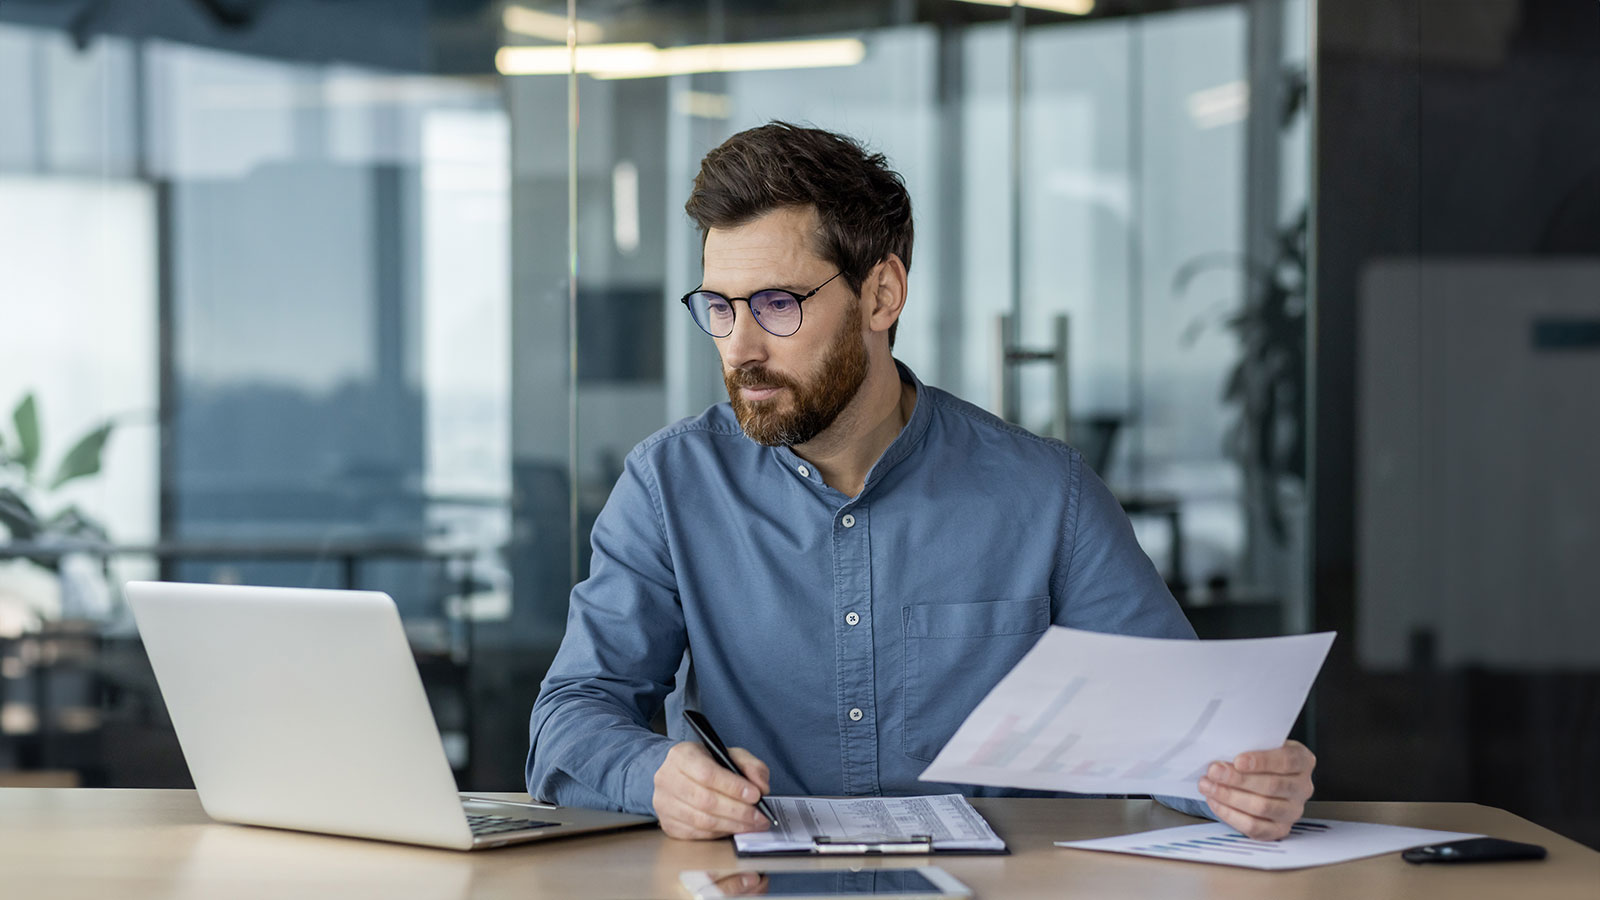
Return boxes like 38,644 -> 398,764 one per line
685,121 -> 914,347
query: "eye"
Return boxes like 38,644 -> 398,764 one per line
758,293 -> 795,313
705,297 -> 733,316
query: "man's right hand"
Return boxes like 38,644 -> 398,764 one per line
652,741 -> 772,840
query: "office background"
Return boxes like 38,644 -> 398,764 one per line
0,0 -> 1594,850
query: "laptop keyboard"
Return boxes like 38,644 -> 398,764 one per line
467,813 -> 559,836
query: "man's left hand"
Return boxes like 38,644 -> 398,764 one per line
1197,740 -> 1315,840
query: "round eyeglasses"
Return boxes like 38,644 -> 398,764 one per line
679,271 -> 843,338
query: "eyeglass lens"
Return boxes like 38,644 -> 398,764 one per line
686,290 -> 804,337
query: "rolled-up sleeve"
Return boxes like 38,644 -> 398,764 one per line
525,447 -> 684,814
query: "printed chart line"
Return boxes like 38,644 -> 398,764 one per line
1129,822 -> 1330,857
1124,697 -> 1223,780
967,677 -> 1088,768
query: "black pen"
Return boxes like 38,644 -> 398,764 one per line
682,709 -> 778,827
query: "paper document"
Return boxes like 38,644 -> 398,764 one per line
732,795 -> 1006,854
919,627 -> 1335,800
1055,819 -> 1482,870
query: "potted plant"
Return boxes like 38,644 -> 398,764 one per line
0,393 -> 117,634
1175,208 -> 1308,545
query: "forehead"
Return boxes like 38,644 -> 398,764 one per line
702,206 -> 828,289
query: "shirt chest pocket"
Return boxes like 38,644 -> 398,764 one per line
901,596 -> 1051,762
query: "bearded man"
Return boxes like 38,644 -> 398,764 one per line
526,122 -> 1315,842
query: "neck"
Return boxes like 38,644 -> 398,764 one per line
794,357 -> 915,498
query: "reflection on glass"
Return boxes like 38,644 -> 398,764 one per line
0,12 -> 512,782
526,2 -> 1312,667
0,0 -> 1314,794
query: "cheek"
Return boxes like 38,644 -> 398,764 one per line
786,342 -> 832,381
758,343 -> 810,377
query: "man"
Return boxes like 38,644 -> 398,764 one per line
527,122 -> 1315,841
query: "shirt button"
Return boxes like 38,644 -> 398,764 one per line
798,465 -> 810,477
841,514 -> 856,528
848,708 -> 863,722
845,611 -> 860,626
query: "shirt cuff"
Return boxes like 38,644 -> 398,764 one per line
622,736 -> 676,816
1154,793 -> 1217,820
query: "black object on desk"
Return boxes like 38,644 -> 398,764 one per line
1403,837 -> 1548,864
682,709 -> 778,827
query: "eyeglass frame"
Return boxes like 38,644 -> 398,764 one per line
678,270 -> 844,338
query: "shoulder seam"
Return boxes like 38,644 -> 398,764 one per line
632,448 -> 673,556
927,389 -> 1078,458
1058,449 -> 1083,600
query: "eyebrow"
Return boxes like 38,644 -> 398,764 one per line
701,281 -> 811,296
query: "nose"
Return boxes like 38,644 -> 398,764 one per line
718,299 -> 770,371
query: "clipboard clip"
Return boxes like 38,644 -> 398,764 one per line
810,834 -> 934,855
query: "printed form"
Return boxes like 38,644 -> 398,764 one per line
732,795 -> 1006,854
920,627 -> 1335,800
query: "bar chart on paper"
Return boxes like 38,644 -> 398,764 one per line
1056,819 -> 1484,870
920,627 -> 1335,800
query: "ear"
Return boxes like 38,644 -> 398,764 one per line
862,254 -> 908,338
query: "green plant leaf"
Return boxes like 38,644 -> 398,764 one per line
49,422 -> 114,491
12,393 -> 40,479
0,487 -> 39,541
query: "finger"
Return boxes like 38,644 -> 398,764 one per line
1231,773 -> 1312,803
728,747 -> 771,794
658,802 -> 725,841
1206,795 -> 1291,841
656,791 -> 766,838
1198,776 -> 1300,826
666,776 -> 771,830
679,748 -> 765,805
711,871 -> 765,896
654,745 -> 770,836
1206,762 -> 1312,803
678,743 -> 764,797
655,745 -> 762,838
1234,740 -> 1316,776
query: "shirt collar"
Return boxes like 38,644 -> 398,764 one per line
770,359 -> 933,497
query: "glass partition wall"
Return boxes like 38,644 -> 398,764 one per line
0,0 -> 1311,791
0,8 -> 512,785
513,0 -> 1314,763
9,0 -> 1596,852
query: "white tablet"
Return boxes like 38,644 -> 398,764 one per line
679,866 -> 972,900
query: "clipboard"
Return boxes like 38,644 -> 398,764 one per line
730,794 -> 1010,857
734,833 -> 1010,858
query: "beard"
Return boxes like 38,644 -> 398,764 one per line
724,307 -> 870,447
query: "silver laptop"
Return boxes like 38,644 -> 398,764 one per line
125,580 -> 655,850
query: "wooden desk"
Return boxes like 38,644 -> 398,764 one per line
2,790 -> 1594,899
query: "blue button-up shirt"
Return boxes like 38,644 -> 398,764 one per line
527,362 -> 1210,819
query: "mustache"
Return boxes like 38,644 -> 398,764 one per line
726,366 -> 799,392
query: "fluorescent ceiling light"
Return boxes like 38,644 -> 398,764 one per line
497,42 -> 658,76
496,39 -> 866,79
502,5 -> 605,43
951,0 -> 1096,14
